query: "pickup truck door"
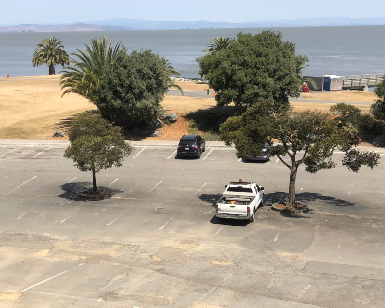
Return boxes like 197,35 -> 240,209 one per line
253,186 -> 261,209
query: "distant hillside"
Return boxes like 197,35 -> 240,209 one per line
0,23 -> 129,33
1,17 -> 385,33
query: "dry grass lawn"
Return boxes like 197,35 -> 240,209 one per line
0,75 -> 374,140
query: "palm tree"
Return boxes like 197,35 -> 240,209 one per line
60,36 -> 125,102
32,37 -> 70,75
166,62 -> 184,95
203,37 -> 233,55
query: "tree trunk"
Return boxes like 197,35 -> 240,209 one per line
288,166 -> 298,208
49,64 -> 55,75
92,169 -> 97,193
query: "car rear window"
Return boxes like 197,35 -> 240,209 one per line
227,187 -> 253,193
179,141 -> 196,146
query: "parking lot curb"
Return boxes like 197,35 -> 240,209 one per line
0,139 -> 234,148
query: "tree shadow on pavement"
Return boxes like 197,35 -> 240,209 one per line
264,191 -> 354,208
198,193 -> 222,206
58,182 -> 123,201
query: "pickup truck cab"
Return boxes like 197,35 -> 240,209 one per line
215,180 -> 264,222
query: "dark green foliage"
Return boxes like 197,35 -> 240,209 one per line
186,106 -> 236,134
371,79 -> 385,121
203,37 -> 234,54
93,50 -> 170,128
32,37 -> 70,75
197,31 -> 306,111
220,100 -> 380,207
64,112 -> 133,192
359,114 -> 385,136
60,36 -> 125,102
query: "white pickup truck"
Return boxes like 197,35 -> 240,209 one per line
215,180 -> 264,222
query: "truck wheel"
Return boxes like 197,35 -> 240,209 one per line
249,214 -> 254,222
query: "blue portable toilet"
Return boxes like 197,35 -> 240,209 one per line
323,75 -> 340,91
323,76 -> 331,91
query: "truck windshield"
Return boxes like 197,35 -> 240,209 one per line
227,187 -> 253,193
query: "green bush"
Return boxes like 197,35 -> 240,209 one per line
359,114 -> 385,136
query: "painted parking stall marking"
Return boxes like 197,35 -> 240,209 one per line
148,181 -> 162,193
215,226 -> 224,235
0,147 -> 21,157
202,148 -> 214,161
107,212 -> 124,226
5,176 -> 37,196
33,146 -> 51,158
21,270 -> 68,293
108,178 -> 119,187
60,215 -> 72,223
195,183 -> 206,195
17,212 -> 27,220
159,213 -> 176,230
167,150 -> 177,159
133,147 -> 145,159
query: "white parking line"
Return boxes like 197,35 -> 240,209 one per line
193,274 -> 232,305
21,270 -> 68,292
107,213 -> 124,226
5,176 -> 37,196
167,150 -> 177,159
0,147 -> 21,157
33,146 -> 51,158
297,285 -> 312,300
238,158 -> 242,163
69,177 -> 77,183
274,232 -> 280,242
133,147 -> 145,159
202,148 -> 213,161
108,178 -> 119,187
60,215 -> 72,223
159,213 -> 176,230
215,226 -> 224,235
148,181 -> 162,193
195,183 -> 206,195
17,212 -> 27,220
276,158 -> 279,163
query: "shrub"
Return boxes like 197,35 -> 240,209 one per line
359,114 -> 385,136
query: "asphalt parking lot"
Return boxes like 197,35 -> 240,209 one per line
0,141 -> 385,308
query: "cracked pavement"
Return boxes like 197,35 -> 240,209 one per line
0,143 -> 384,307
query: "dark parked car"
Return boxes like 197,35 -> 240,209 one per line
245,142 -> 270,162
177,135 -> 206,158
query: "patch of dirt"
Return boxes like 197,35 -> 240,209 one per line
164,240 -> 200,251
0,292 -> 22,301
146,114 -> 190,141
152,255 -> 163,262
300,90 -> 377,103
211,260 -> 233,266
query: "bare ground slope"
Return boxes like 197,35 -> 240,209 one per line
0,76 -> 374,139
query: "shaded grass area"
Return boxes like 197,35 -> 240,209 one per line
185,106 -> 236,141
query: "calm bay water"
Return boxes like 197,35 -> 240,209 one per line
1,26 -> 385,78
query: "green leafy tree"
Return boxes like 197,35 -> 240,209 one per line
371,79 -> 385,121
203,37 -> 233,54
32,37 -> 70,75
220,100 -> 380,208
64,112 -> 133,193
92,50 -> 172,128
197,31 -> 307,111
60,36 -> 125,102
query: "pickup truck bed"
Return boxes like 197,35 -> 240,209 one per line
215,181 -> 264,223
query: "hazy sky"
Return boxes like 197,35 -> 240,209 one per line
2,0 -> 385,25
